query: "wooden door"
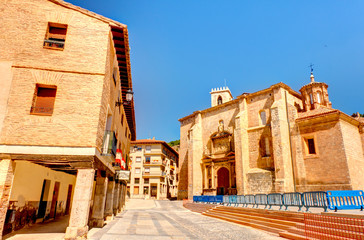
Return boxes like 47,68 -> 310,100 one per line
65,184 -> 73,215
50,182 -> 60,219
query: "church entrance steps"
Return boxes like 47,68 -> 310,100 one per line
279,231 -> 306,240
212,206 -> 305,223
183,202 -> 218,213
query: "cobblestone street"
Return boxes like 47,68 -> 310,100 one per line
88,199 -> 281,240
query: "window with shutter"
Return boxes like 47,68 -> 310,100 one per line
30,84 -> 57,115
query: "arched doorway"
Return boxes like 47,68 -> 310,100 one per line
217,167 -> 229,195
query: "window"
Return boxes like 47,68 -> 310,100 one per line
146,145 -> 151,153
113,67 -> 118,85
144,178 -> 149,184
260,111 -> 267,125
217,96 -> 222,105
143,186 -> 149,194
260,137 -> 271,157
135,168 -> 141,174
144,167 -> 150,173
30,84 -> 57,115
145,156 -> 151,163
44,22 -> 67,50
133,186 -> 139,195
136,157 -> 141,163
134,178 -> 140,184
306,138 -> 316,155
317,92 -> 322,104
137,146 -> 142,151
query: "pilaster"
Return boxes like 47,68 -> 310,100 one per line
113,182 -> 120,215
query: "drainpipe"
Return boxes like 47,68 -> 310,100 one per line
285,91 -> 297,192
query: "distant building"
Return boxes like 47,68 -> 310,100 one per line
178,74 -> 364,200
0,0 -> 136,239
128,140 -> 179,200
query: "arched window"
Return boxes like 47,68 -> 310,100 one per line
217,96 -> 222,105
260,110 -> 267,125
317,91 -> 322,104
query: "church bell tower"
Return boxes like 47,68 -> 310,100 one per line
299,72 -> 332,112
210,86 -> 233,107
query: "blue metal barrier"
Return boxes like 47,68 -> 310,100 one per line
208,196 -> 215,204
222,195 -> 229,205
193,196 -> 198,203
283,192 -> 303,211
245,195 -> 255,207
237,195 -> 245,206
197,196 -> 203,202
255,194 -> 268,208
202,195 -> 209,203
327,190 -> 364,211
216,195 -> 223,204
229,195 -> 238,206
302,191 -> 327,212
268,193 -> 283,210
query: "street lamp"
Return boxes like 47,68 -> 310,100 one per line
115,88 -> 134,107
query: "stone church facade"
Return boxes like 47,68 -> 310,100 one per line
178,74 -> 364,200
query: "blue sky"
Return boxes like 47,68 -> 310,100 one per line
69,0 -> 364,142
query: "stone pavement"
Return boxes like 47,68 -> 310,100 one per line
88,199 -> 281,240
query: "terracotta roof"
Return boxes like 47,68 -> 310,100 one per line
297,107 -> 338,120
131,139 -> 179,157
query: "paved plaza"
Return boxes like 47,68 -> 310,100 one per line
4,199 -> 281,240
88,199 -> 281,240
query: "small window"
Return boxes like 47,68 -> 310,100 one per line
44,22 -> 67,50
137,146 -> 142,151
143,186 -> 149,194
30,84 -> 57,115
136,157 -> 141,163
260,111 -> 267,125
317,92 -> 322,104
135,168 -> 141,174
144,167 -> 150,173
307,138 -> 316,155
145,156 -> 151,163
217,96 -> 222,105
146,145 -> 151,153
134,178 -> 140,184
144,178 -> 149,184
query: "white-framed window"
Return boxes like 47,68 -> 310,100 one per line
144,167 -> 150,173
136,157 -> 141,163
135,168 -> 141,174
146,145 -> 151,153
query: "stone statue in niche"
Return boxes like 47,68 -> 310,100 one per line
217,120 -> 224,136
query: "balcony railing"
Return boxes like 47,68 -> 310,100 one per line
43,39 -> 65,49
102,131 -> 117,157
30,107 -> 54,115
142,171 -> 166,177
144,160 -> 166,166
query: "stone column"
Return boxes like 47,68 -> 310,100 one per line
89,174 -> 108,227
211,163 -> 215,189
104,177 -> 115,221
0,159 -> 15,240
113,182 -> 120,215
118,183 -> 124,212
65,169 -> 95,240
203,165 -> 208,189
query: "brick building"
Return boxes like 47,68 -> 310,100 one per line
0,0 -> 136,239
178,73 -> 364,200
128,139 -> 179,200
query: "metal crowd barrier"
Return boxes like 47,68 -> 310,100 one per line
192,190 -> 363,212
268,193 -> 284,210
283,192 -> 304,211
245,195 -> 255,207
327,190 -> 364,211
302,191 -> 328,212
255,194 -> 268,208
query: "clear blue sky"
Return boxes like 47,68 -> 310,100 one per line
69,0 -> 364,143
